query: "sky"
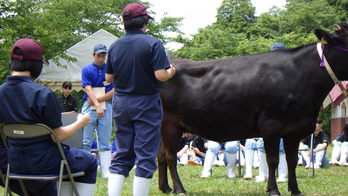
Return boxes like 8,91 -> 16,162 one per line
146,0 -> 287,49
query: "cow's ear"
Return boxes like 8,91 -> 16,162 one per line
315,29 -> 332,44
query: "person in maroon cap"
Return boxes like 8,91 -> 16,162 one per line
0,38 -> 98,195
106,2 -> 176,196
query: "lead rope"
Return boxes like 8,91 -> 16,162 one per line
317,42 -> 348,96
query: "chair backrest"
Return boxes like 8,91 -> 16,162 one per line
61,113 -> 83,149
2,124 -> 54,139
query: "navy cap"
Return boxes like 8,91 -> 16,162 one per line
94,44 -> 107,54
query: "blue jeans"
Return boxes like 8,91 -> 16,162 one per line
206,141 -> 240,154
256,138 -> 285,153
81,101 -> 113,152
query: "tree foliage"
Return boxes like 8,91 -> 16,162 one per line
0,0 -> 182,82
174,0 -> 347,61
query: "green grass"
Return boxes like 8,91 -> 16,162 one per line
4,145 -> 348,195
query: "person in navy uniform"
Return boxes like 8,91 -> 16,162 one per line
0,38 -> 98,196
57,81 -> 78,113
106,2 -> 176,196
81,43 -> 114,179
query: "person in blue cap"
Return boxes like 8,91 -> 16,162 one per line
81,43 -> 115,179
106,2 -> 176,196
0,38 -> 98,195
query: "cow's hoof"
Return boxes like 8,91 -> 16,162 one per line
160,186 -> 172,194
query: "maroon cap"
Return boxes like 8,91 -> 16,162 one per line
11,38 -> 43,61
122,3 -> 154,21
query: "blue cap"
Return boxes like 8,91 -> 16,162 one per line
270,42 -> 286,51
94,44 -> 107,54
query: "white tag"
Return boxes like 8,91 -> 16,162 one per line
13,130 -> 24,135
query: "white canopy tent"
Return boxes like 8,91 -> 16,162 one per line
37,29 -> 117,91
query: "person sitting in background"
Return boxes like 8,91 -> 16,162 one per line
330,121 -> 348,166
299,119 -> 329,169
177,132 -> 195,165
201,140 -> 239,178
189,136 -> 207,166
57,81 -> 78,114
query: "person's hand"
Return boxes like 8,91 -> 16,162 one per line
77,113 -> 90,127
87,98 -> 94,106
168,64 -> 176,78
96,105 -> 105,118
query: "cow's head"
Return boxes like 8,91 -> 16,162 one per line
315,22 -> 348,46
315,22 -> 348,79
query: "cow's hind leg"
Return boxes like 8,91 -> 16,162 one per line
283,137 -> 303,196
263,137 -> 281,196
158,139 -> 173,193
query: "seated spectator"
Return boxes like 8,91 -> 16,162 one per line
177,132 -> 195,165
57,81 -> 78,114
299,120 -> 329,169
111,140 -> 118,158
189,136 -> 207,166
201,140 -> 239,178
0,38 -> 97,195
330,122 -> 348,166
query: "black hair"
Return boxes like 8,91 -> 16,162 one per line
316,118 -> 322,124
62,81 -> 72,89
124,15 -> 149,31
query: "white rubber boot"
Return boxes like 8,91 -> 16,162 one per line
133,176 -> 151,196
73,182 -> 95,196
253,151 -> 259,168
99,150 -> 111,178
201,150 -> 216,178
277,153 -> 288,183
60,181 -> 73,196
255,151 -> 268,183
226,152 -> 237,178
330,143 -> 341,165
339,144 -> 348,165
108,173 -> 125,196
243,150 -> 254,179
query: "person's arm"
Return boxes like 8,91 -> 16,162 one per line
177,145 -> 189,158
193,147 -> 206,157
84,85 -> 104,117
154,64 -> 176,82
106,73 -> 114,83
53,113 -> 90,142
96,88 -> 114,102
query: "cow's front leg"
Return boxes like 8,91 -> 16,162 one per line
158,140 -> 172,193
283,137 -> 303,196
263,137 -> 281,196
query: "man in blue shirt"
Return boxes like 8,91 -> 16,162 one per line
106,2 -> 176,196
81,43 -> 114,179
0,38 -> 97,195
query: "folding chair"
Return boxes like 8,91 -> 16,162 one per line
0,123 -> 85,196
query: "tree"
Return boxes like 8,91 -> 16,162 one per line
0,0 -> 182,83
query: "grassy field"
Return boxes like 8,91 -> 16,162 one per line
4,145 -> 348,195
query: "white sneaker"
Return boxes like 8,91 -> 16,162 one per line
277,176 -> 287,183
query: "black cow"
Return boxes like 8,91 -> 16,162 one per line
157,22 -> 348,196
